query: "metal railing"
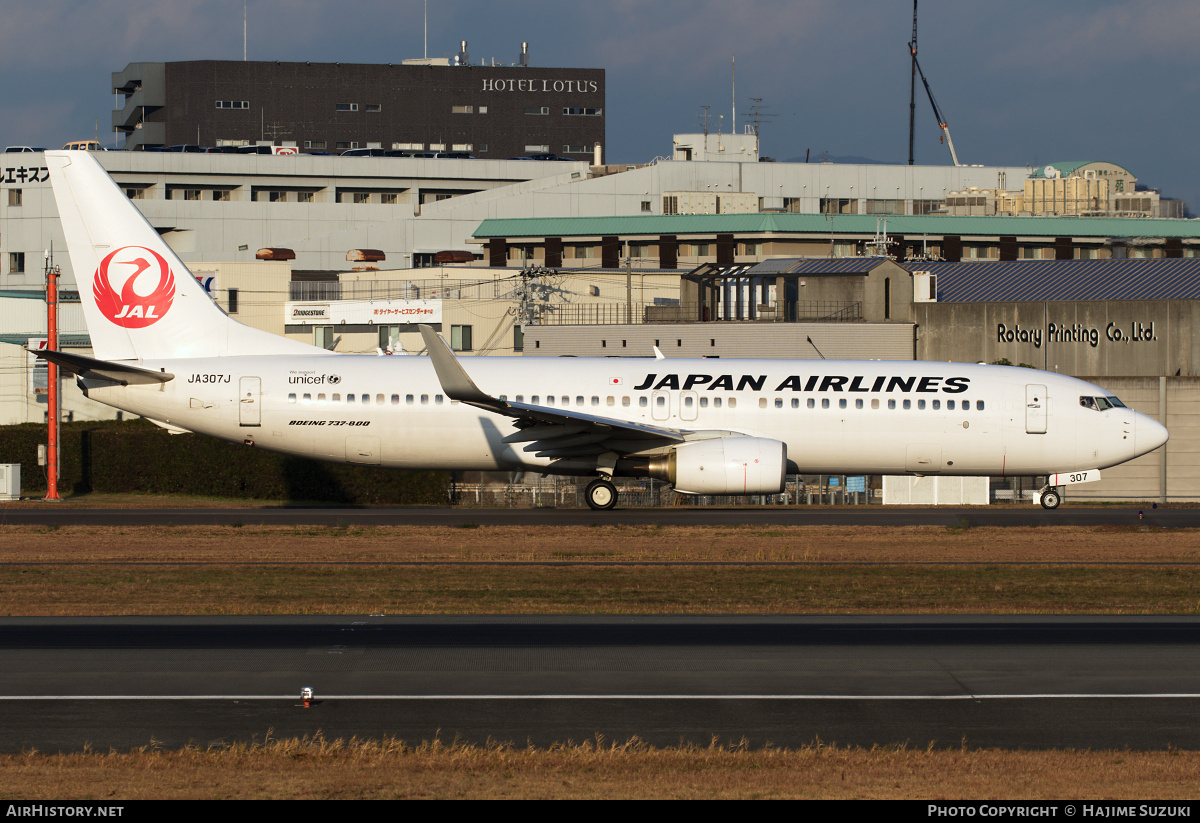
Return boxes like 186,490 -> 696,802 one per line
791,301 -> 862,322
444,477 -> 1159,508
535,301 -> 862,325
289,278 -> 509,302
536,303 -> 660,325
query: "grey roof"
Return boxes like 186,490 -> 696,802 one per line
920,258 -> 1200,302
474,212 -> 1200,240
747,257 -> 893,276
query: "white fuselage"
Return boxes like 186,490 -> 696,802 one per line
83,354 -> 1163,478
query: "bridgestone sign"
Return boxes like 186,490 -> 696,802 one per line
285,299 -> 442,325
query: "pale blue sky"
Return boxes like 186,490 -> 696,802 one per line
5,0 -> 1198,205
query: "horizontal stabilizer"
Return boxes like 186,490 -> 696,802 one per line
33,349 -> 174,385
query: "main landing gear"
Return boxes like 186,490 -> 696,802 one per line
584,478 -> 618,510
1039,486 -> 1061,510
585,451 -> 620,511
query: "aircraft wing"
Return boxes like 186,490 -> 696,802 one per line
420,325 -> 685,459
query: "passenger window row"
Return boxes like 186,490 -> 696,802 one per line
498,394 -> 741,410
287,390 -> 982,414
759,397 -> 984,411
288,392 -> 448,405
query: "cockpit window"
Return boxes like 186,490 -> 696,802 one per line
1080,395 -> 1125,411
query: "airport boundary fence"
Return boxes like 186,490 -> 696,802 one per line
449,477 -> 878,508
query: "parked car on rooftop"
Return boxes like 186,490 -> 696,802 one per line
62,140 -> 106,151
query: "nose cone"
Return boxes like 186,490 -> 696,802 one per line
1135,413 -> 1169,456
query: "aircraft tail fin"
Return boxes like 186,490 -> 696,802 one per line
46,151 -> 321,362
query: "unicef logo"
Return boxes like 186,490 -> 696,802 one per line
327,374 -> 341,385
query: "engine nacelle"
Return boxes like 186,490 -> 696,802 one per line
664,437 -> 787,495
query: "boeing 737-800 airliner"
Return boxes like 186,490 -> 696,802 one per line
37,151 -> 1168,509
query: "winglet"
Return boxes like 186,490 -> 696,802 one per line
653,346 -> 665,360
418,324 -> 507,412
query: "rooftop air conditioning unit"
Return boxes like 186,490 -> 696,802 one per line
912,271 -> 936,303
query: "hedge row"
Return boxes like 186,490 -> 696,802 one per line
0,420 -> 449,504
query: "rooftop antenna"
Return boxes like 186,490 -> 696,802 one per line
865,218 -> 895,258
745,98 -> 763,135
424,0 -> 427,59
743,98 -> 776,139
243,0 -> 247,61
263,121 -> 292,141
906,233 -> 942,263
731,56 -> 736,132
696,105 -> 712,160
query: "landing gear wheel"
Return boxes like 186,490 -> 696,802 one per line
1040,487 -> 1061,510
585,478 -> 618,511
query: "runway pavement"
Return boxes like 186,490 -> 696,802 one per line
2,616 -> 1199,752
0,504 -> 1190,527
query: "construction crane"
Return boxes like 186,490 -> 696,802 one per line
908,0 -> 918,165
907,1 -> 961,167
910,46 -> 961,167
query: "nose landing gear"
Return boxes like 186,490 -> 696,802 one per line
1038,486 -> 1061,510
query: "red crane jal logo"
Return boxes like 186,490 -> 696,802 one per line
93,246 -> 176,328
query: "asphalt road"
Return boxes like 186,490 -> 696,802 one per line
0,504 -> 1188,527
3,616 -> 1199,752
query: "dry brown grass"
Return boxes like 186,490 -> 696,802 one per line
0,525 -> 1197,615
3,563 -> 1200,615
3,523 -> 1198,564
2,737 -> 1198,799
